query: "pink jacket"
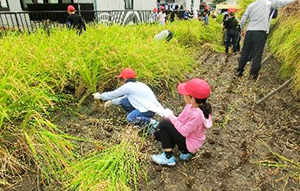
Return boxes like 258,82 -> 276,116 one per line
168,104 -> 212,153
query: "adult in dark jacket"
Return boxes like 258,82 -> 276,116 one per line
67,5 -> 86,35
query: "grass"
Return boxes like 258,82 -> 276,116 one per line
236,0 -> 255,18
0,148 -> 28,187
0,20 -> 223,188
64,129 -> 145,191
0,20 -> 223,132
253,140 -> 300,184
269,14 -> 300,92
23,116 -> 77,184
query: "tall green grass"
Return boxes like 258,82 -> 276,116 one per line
0,20 -> 223,187
237,0 -> 255,18
23,114 -> 77,184
269,14 -> 300,91
65,129 -> 145,191
0,20 -> 223,130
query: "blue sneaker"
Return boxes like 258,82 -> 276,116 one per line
148,120 -> 159,134
179,152 -> 193,161
152,152 -> 176,166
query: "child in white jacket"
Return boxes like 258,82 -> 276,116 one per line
93,68 -> 164,130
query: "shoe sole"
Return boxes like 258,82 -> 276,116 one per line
179,157 -> 192,161
152,161 -> 176,166
179,155 -> 193,161
152,157 -> 176,166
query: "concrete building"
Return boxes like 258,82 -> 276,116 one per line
0,0 -> 158,30
215,0 -> 239,13
0,0 -> 157,12
158,0 -> 201,11
95,0 -> 156,11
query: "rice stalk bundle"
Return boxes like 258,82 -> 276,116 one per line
0,148 -> 28,187
23,113 -> 77,184
65,128 -> 145,191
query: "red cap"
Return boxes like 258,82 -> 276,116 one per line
67,5 -> 75,12
177,78 -> 210,99
228,8 -> 237,13
117,68 -> 136,79
160,5 -> 164,10
153,8 -> 158,12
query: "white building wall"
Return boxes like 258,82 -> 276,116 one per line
134,0 -> 156,10
96,0 -> 156,11
74,0 -> 94,3
7,0 -> 23,12
96,0 -> 124,10
194,0 -> 200,10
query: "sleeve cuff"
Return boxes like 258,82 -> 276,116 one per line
111,98 -> 121,105
168,113 -> 176,123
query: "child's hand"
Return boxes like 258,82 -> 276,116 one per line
92,92 -> 102,99
163,108 -> 173,118
104,100 -> 113,109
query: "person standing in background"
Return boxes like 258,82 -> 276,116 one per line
235,0 -> 294,80
66,5 -> 86,35
224,9 -> 239,55
158,6 -> 167,26
150,8 -> 158,23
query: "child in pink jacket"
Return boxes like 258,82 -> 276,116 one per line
152,78 -> 212,166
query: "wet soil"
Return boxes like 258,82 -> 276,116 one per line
7,49 -> 300,191
139,50 -> 300,191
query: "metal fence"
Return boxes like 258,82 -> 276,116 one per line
0,10 -> 153,32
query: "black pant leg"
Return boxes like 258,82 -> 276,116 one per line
238,31 -> 253,73
250,31 -> 267,76
231,31 -> 238,52
236,33 -> 241,51
155,119 -> 189,153
225,31 -> 232,54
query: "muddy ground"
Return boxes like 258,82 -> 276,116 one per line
8,49 -> 300,191
139,50 -> 300,191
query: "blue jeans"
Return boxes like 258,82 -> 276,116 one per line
120,98 -> 155,126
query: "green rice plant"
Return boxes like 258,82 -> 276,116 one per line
237,0 -> 255,18
269,14 -> 300,92
22,112 -> 78,184
0,21 -> 223,187
165,20 -> 223,50
65,129 -> 146,191
253,140 -> 300,183
0,20 -> 223,124
216,14 -> 224,24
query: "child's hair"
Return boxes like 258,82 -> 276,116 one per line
229,12 -> 235,16
194,98 -> 212,119
125,78 -> 136,83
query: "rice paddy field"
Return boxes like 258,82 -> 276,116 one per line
0,4 -> 300,191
